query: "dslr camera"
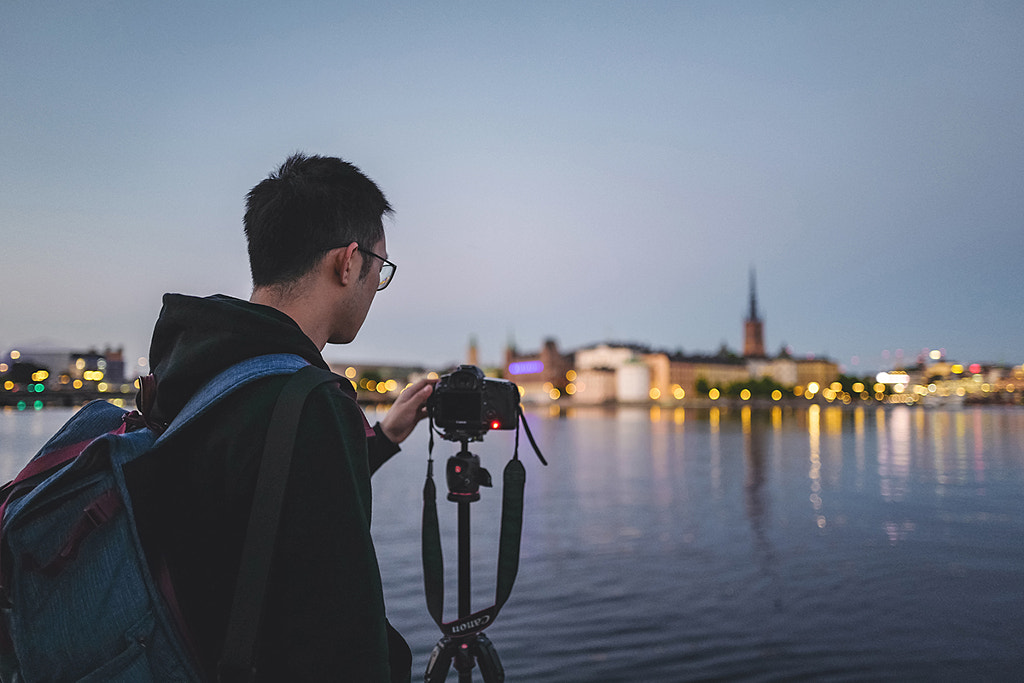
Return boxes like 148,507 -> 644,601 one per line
428,365 -> 520,441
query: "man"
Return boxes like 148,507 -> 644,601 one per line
126,153 -> 431,682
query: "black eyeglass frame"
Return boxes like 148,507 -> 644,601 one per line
355,245 -> 396,291
319,243 -> 396,290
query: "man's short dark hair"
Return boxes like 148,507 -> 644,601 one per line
244,153 -> 393,287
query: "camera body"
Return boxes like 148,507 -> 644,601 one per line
428,365 -> 520,441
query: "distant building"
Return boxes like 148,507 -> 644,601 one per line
574,344 -> 648,404
2,346 -> 126,388
573,367 -> 617,404
748,356 -> 798,386
793,357 -> 839,389
504,338 -> 573,402
651,352 -> 749,399
743,269 -> 766,358
573,344 -> 750,403
877,356 -> 1024,405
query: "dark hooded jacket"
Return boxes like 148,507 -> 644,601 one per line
125,293 -> 411,682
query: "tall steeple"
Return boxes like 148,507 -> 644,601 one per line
743,268 -> 766,358
748,269 -> 759,321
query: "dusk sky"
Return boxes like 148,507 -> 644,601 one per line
3,2 -> 1022,376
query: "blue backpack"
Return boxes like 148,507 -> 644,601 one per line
0,353 -> 336,682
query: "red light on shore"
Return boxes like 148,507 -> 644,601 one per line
970,363 -> 982,374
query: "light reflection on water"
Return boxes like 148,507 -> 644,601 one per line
4,404 -> 1024,680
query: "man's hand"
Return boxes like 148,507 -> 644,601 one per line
379,378 -> 436,444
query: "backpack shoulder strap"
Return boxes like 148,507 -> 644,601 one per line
155,353 -> 311,445
218,364 -> 341,683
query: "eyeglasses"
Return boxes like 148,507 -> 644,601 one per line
356,246 -> 397,291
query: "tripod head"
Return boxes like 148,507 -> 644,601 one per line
445,441 -> 492,503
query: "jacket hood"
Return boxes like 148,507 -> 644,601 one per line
147,293 -> 329,423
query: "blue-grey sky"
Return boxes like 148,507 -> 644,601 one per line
2,2 -> 1022,375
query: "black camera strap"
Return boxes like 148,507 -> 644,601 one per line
514,405 -> 548,467
422,408 -> 544,638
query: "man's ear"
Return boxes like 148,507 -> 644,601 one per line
330,242 -> 361,286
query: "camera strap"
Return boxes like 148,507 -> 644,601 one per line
514,405 -> 548,466
421,410 -> 543,638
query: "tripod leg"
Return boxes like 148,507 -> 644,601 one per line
473,633 -> 505,683
425,637 -> 454,683
457,500 -> 473,682
458,500 -> 471,618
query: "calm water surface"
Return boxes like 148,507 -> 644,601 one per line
3,404 -> 1023,681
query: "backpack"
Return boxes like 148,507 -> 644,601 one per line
0,353 -> 337,682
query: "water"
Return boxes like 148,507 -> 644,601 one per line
3,404 -> 1023,681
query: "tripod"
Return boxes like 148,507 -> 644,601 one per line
424,441 -> 505,683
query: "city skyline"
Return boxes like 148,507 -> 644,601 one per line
3,3 -> 1022,374
5,293 -> 1018,379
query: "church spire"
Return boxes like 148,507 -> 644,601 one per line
748,268 -> 759,322
743,268 -> 766,357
